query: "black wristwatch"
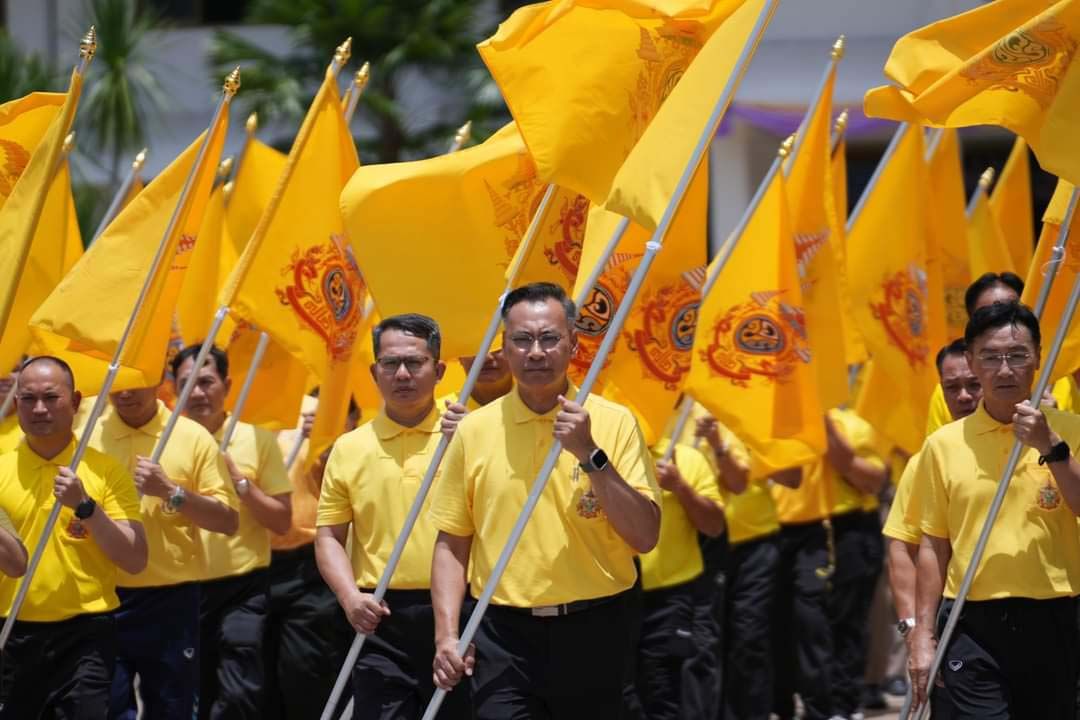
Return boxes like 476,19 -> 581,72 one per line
75,497 -> 97,520
579,447 -> 609,474
1039,440 -> 1071,466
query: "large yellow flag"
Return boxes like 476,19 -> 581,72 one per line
926,129 -> 971,338
989,137 -> 1035,274
828,131 -> 868,365
968,178 -> 1016,278
685,168 -> 824,473
845,124 -> 939,454
864,0 -> 1080,186
1022,179 -> 1080,378
219,65 -> 359,458
61,174 -> 83,275
225,139 -> 286,260
0,91 -> 67,209
479,0 -> 752,205
175,176 -> 234,347
31,102 -> 230,393
341,123 -> 589,360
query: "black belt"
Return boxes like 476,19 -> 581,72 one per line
490,590 -> 626,618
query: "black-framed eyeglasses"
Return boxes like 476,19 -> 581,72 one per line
376,356 -> 431,373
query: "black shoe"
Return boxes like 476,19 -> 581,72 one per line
883,676 -> 909,697
861,684 -> 888,711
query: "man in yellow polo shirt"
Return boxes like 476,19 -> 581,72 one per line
0,356 -> 146,718
316,314 -> 471,719
0,367 -> 22,454
430,282 -> 660,719
84,380 -> 239,719
171,344 -> 292,719
910,302 -> 1080,717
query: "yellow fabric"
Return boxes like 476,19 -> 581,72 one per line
990,137 -> 1035,274
917,403 -> 1080,600
0,439 -> 141,622
604,0 -> 772,229
201,417 -> 291,580
341,123 -> 585,360
225,139 -> 286,258
220,67 -> 360,465
1053,374 -> 1080,412
828,136 -> 867,366
846,124 -> 941,454
686,167 -> 824,474
479,0 -> 752,207
83,401 -> 238,588
1022,180 -> 1080,380
639,441 -> 720,591
30,110 -> 229,395
0,506 -> 15,537
224,326 -> 309,431
431,386 -> 659,607
928,130 -> 973,339
579,161 -> 708,445
0,414 -> 21,454
865,0 -> 1080,186
176,183 -> 234,347
272,395 -> 321,551
925,383 -> 953,436
61,166 -> 82,276
0,72 -> 82,355
0,91 -> 66,209
968,185 -> 1015,277
318,407 -> 444,589
882,451 -> 922,545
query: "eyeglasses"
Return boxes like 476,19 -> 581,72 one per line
975,351 -> 1033,369
507,332 -> 564,352
375,356 -> 430,374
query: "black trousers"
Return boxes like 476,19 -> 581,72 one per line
199,568 -> 269,719
771,520 -> 835,720
723,532 -> 780,720
0,612 -> 116,719
471,591 -> 633,719
681,534 -> 727,720
828,510 -> 883,717
351,588 -> 469,720
938,596 -> 1079,719
623,581 -> 697,720
262,544 -> 353,720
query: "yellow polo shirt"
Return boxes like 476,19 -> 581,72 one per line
639,441 -> 721,591
0,439 -> 142,621
918,403 -> 1080,600
882,452 -> 922,545
202,417 -> 291,580
929,377 -> 1076,436
83,401 -> 238,588
925,385 -> 952,437
0,506 -> 16,537
318,407 -> 444,589
0,414 -> 22,454
431,386 -> 660,607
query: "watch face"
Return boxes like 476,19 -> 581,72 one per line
591,448 -> 609,469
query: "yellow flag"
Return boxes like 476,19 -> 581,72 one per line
0,91 -> 66,209
864,0 -> 1080,186
925,129 -> 971,339
685,168 -> 824,473
225,139 -> 286,259
845,124 -> 937,454
785,62 -> 848,410
31,103 -> 229,394
175,180 -> 235,346
479,0 -> 751,205
61,171 -> 83,275
989,137 -> 1035,274
341,123 -> 588,360
828,132 -> 867,366
0,70 -> 83,341
968,182 -> 1015,278
1022,179 -> 1080,378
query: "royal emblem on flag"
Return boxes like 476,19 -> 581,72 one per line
276,236 -> 365,362
870,263 -> 930,367
485,151 -> 545,261
570,255 -> 637,379
0,138 -> 30,197
623,267 -> 705,388
628,19 -> 707,148
543,193 -> 590,281
701,289 -> 810,386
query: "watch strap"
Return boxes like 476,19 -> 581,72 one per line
1039,440 -> 1071,466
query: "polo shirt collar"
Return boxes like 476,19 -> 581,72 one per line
18,435 -> 78,471
507,381 -> 579,424
968,401 -> 1013,436
373,405 -> 441,441
105,400 -> 170,440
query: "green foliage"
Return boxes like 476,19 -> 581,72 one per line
0,33 -> 59,99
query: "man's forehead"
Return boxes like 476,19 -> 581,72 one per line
974,323 -> 1034,348
377,329 -> 432,355
940,355 -> 974,377
505,300 -> 568,329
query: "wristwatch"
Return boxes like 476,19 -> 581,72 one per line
1039,440 -> 1071,466
75,497 -> 97,520
166,485 -> 187,511
579,447 -> 610,474
235,478 -> 250,496
897,617 -> 916,637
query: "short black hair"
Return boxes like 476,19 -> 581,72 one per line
18,355 -> 76,391
372,314 -> 441,360
501,282 -> 576,327
170,344 -> 229,382
964,301 -> 1041,349
964,272 -> 1024,317
935,338 -> 968,375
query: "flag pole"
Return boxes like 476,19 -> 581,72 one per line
218,330 -> 270,451
421,1 -> 779,716
448,120 -> 472,154
662,137 -> 793,461
784,35 -> 842,170
924,127 -> 945,162
343,62 -> 370,126
965,167 -> 994,219
92,147 -> 147,243
321,183 -> 560,720
830,109 -> 848,156
911,185 -> 1080,720
846,122 -> 907,235
0,64 -> 239,651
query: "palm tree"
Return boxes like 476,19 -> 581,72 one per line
0,33 -> 58,100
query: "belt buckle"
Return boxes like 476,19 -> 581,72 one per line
531,605 -> 561,618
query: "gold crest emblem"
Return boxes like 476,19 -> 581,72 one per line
576,488 -> 603,519
870,263 -> 930,367
1037,479 -> 1062,511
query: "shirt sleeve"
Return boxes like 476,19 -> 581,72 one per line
101,458 -> 143,524
882,454 -> 921,544
679,445 -> 722,505
429,428 -> 475,537
849,416 -> 886,472
316,441 -> 356,528
194,435 -> 240,511
255,429 -> 292,497
917,442 -> 949,539
610,410 -> 661,505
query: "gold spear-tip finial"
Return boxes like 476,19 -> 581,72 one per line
223,67 -> 241,97
979,166 -> 996,191
831,34 -> 846,61
62,132 -> 76,155
245,112 -> 258,135
217,156 -> 234,181
833,108 -> 849,135
779,133 -> 796,158
335,37 -> 353,65
80,25 -> 97,60
455,120 -> 473,147
355,62 -> 371,92
133,148 -> 148,171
